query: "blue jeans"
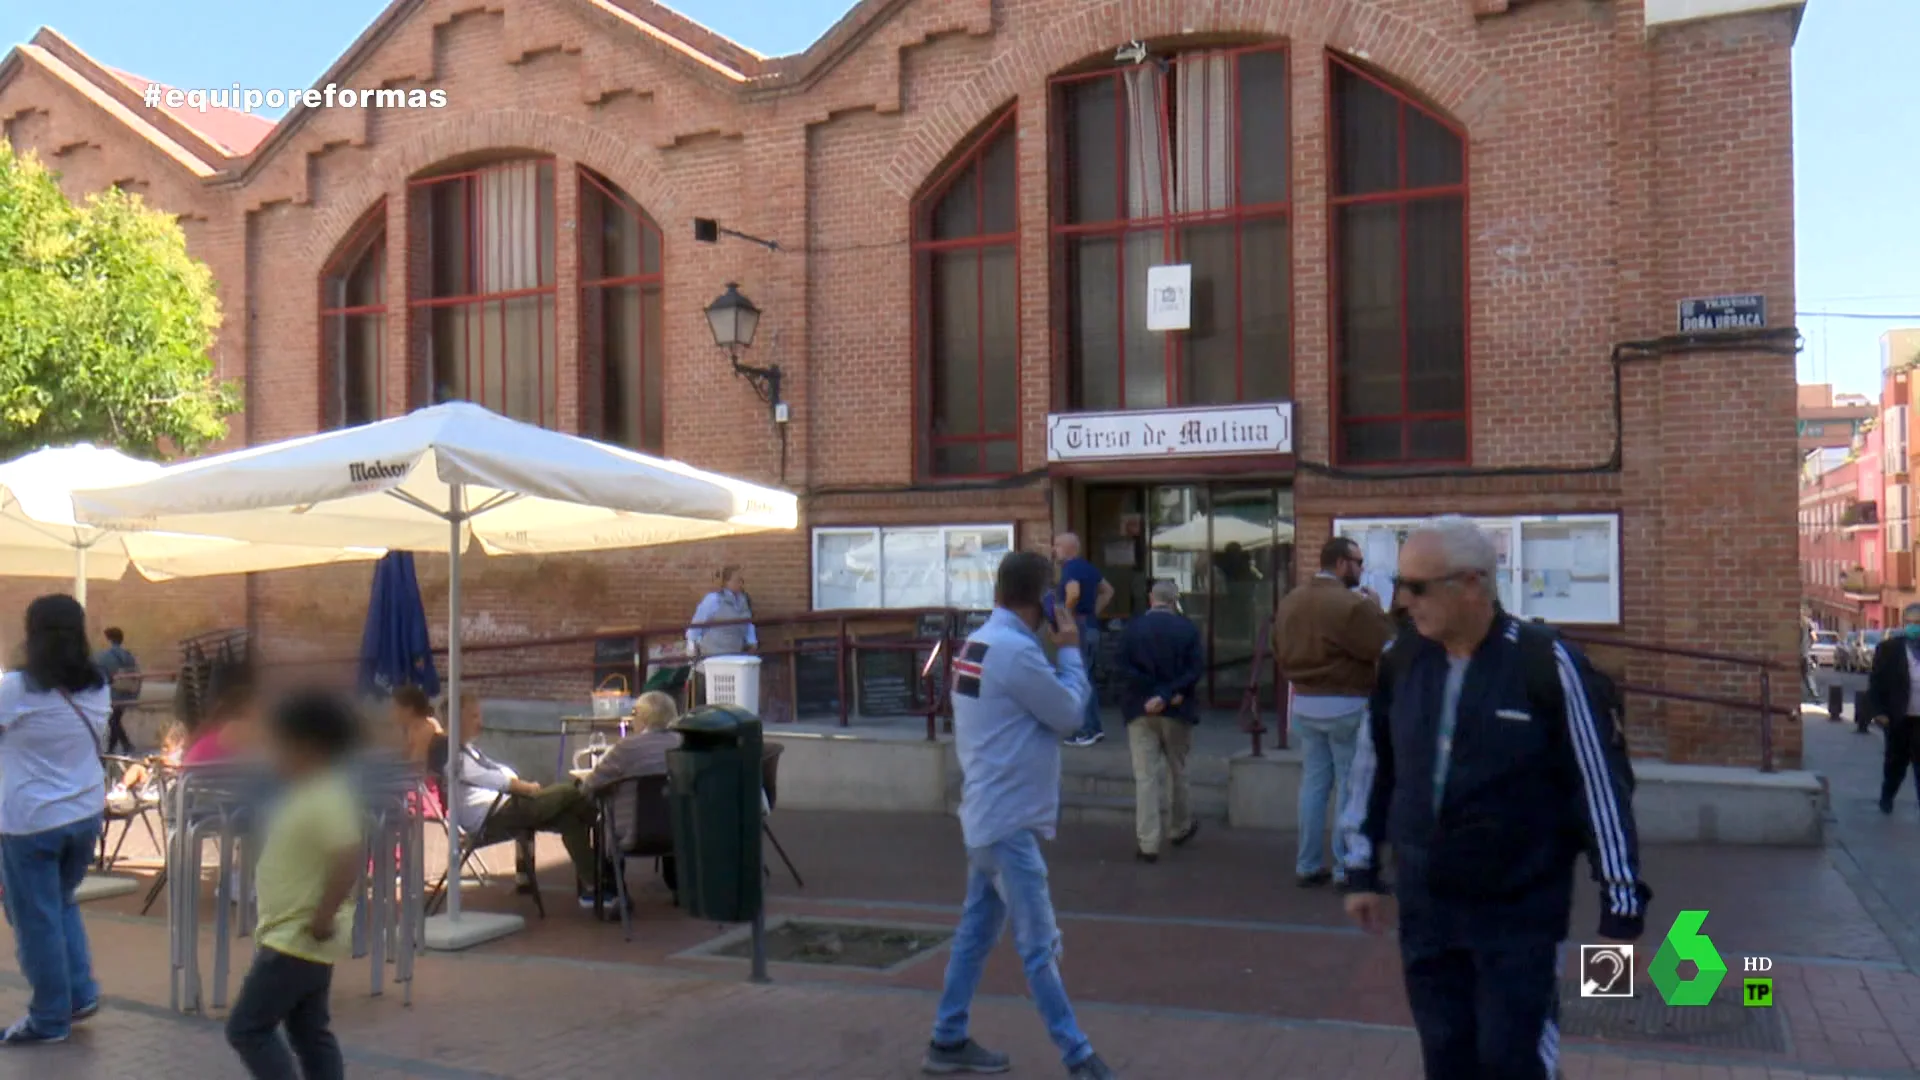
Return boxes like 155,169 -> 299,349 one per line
1294,708 -> 1363,878
1,814 -> 102,1035
1072,625 -> 1102,738
932,829 -> 1093,1068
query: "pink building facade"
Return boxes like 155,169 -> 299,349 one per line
1799,424 -> 1885,631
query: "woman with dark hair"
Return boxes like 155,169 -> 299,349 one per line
0,595 -> 109,1045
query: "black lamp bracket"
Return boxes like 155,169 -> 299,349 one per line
730,354 -> 782,409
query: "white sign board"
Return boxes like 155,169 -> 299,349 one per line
1145,264 -> 1192,331
1046,402 -> 1293,463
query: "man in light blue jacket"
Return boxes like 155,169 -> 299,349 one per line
921,551 -> 1117,1079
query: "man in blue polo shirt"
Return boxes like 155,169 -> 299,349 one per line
1052,533 -> 1112,747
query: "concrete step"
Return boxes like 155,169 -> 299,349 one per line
1058,791 -> 1230,827
1061,771 -> 1227,800
942,789 -> 1230,826
944,747 -> 1233,785
945,769 -> 1229,804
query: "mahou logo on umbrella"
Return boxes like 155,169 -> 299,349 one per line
348,460 -> 409,484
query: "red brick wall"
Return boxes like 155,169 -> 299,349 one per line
0,0 -> 1801,766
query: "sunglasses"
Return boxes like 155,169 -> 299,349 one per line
1393,571 -> 1475,598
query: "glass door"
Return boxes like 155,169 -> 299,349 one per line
1208,487 -> 1295,707
1083,482 -> 1294,710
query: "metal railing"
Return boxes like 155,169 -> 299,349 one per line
142,612 -> 1796,769
1243,630 -> 1796,772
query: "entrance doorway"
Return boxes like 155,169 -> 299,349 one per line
1079,483 -> 1295,708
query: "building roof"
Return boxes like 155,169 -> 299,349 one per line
103,67 -> 276,156
0,0 -> 917,182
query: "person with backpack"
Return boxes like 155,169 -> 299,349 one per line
1339,517 -> 1648,1080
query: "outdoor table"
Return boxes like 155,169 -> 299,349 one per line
557,715 -> 631,779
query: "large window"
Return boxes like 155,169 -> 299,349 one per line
408,159 -> 558,426
1329,56 -> 1468,465
1053,43 -> 1291,412
1333,514 -> 1620,625
913,112 -> 1020,479
813,525 -> 1015,611
320,204 -> 386,428
579,168 -> 665,454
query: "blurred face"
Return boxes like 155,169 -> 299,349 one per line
460,697 -> 484,740
268,729 -> 321,777
1904,606 -> 1920,638
724,570 -> 747,593
1051,534 -> 1078,563
390,700 -> 420,729
1396,534 -> 1487,642
1331,542 -> 1364,589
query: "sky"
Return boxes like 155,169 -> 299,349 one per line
1,0 -> 1912,398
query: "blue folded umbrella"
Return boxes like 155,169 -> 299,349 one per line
358,551 -> 441,699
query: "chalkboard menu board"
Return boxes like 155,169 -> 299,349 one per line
593,634 -> 641,694
856,648 -> 920,718
793,637 -> 845,718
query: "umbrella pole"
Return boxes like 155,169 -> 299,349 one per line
444,485 -> 465,922
73,546 -> 87,606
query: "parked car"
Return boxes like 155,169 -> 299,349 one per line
1808,629 -> 1842,668
1849,628 -> 1886,672
1836,631 -> 1861,672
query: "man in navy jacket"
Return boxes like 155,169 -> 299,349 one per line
1340,517 -> 1649,1080
1117,580 -> 1204,862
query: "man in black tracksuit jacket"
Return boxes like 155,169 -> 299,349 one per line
1340,518 -> 1650,1080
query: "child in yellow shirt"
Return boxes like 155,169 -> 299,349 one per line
224,691 -> 364,1080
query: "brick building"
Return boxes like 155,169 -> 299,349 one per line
0,0 -> 1804,765
1876,330 -> 1919,618
1797,383 -> 1874,453
1798,432 -> 1882,634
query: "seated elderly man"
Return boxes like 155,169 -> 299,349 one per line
582,691 -> 683,891
452,695 -> 613,909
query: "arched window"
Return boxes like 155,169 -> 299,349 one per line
579,168 -> 665,454
1329,56 -> 1468,465
319,204 -> 386,428
1053,43 -> 1291,411
407,158 -> 558,427
913,111 -> 1019,479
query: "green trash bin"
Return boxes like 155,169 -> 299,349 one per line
666,704 -> 765,924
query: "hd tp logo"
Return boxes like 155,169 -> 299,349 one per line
1579,910 -> 1773,1007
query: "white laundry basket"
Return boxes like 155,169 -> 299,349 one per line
701,655 -> 762,710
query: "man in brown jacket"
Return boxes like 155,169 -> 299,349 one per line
1273,536 -> 1396,886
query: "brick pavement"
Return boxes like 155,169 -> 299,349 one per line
1804,692 -> 1920,971
32,718 -> 1920,1078
0,920 -> 1908,1080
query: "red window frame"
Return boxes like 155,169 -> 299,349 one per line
405,158 -> 558,426
1326,54 -> 1470,466
317,201 -> 387,430
911,109 -> 1022,481
577,167 -> 667,454
1049,42 -> 1293,412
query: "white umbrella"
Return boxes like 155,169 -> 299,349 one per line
1151,514 -> 1294,553
72,401 -> 799,923
0,445 -> 386,604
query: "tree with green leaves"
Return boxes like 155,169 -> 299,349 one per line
0,141 -> 238,459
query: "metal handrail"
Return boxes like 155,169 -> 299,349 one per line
1251,627 -> 1794,772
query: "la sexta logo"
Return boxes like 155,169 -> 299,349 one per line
348,460 -> 409,484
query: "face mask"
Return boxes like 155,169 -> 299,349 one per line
1905,625 -> 1920,640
